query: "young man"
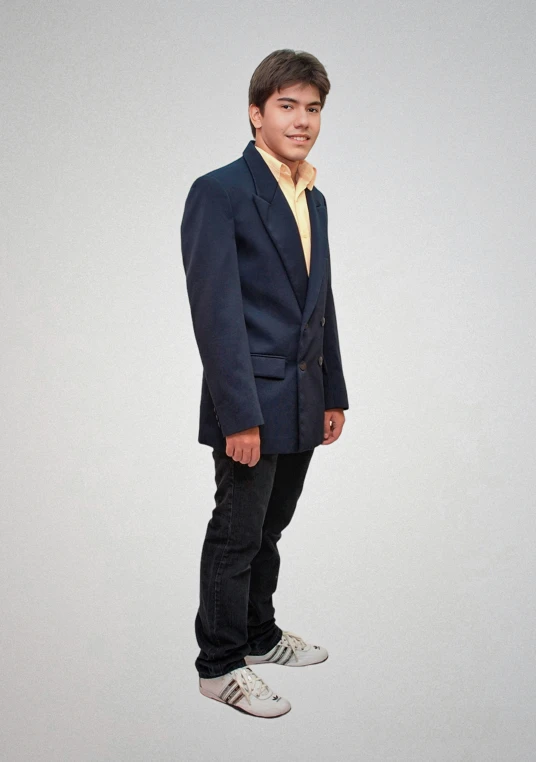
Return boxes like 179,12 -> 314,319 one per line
180,49 -> 349,718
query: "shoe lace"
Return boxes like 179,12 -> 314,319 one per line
281,630 -> 308,660
232,667 -> 271,705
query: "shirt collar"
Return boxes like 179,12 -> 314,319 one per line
254,144 -> 316,191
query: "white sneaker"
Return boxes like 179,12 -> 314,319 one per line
199,665 -> 291,718
244,630 -> 329,667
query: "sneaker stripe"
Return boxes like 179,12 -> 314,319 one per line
228,687 -> 245,705
280,648 -> 295,665
220,680 -> 238,701
275,646 -> 292,664
225,685 -> 242,704
269,645 -> 286,663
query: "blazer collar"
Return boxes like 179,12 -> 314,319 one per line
242,140 -> 327,326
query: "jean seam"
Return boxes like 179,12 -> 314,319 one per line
211,456 -> 235,650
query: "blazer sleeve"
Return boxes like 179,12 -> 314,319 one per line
180,174 -> 264,437
322,199 -> 350,411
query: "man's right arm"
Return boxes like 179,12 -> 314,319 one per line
180,174 -> 264,438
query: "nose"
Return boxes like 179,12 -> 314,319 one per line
293,108 -> 310,129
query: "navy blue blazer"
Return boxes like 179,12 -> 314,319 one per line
180,139 -> 349,454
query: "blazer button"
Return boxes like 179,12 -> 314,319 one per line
299,361 -> 307,371
318,356 -> 323,366
321,316 -> 326,326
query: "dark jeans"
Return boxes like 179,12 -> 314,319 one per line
194,447 -> 315,678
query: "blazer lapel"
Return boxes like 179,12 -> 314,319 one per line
243,140 -> 327,322
302,188 -> 327,327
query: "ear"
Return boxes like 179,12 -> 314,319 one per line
249,103 -> 262,130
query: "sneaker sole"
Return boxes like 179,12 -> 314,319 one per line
199,688 -> 291,718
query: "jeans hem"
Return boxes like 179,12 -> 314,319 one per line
197,657 -> 247,680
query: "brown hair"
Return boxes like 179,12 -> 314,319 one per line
248,49 -> 331,138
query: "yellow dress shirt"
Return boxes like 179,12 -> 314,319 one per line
255,144 -> 317,276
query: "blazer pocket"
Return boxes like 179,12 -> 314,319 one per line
250,353 -> 286,379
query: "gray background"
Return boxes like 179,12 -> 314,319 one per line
2,0 -> 535,760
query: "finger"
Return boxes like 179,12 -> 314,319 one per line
322,425 -> 333,444
330,421 -> 341,441
249,446 -> 261,467
322,419 -> 336,444
330,419 -> 344,442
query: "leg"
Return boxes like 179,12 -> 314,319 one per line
194,449 -> 278,678
247,448 -> 315,654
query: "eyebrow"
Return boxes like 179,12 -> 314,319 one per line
276,97 -> 322,107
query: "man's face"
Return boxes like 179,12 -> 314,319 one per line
249,82 -> 322,170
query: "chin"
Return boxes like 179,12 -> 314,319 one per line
285,141 -> 311,152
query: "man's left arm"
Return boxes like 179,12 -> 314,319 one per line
322,256 -> 349,410
321,198 -> 349,413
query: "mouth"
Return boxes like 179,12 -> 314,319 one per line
286,135 -> 310,143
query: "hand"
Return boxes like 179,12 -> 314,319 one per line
322,408 -> 345,445
226,426 -> 261,467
